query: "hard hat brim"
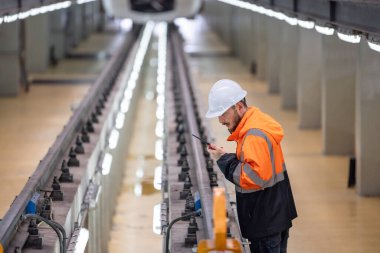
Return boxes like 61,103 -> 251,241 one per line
205,110 -> 225,119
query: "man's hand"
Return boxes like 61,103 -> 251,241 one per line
207,143 -> 226,160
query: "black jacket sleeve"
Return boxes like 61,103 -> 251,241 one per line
217,153 -> 240,183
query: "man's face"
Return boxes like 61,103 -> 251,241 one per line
218,105 -> 242,133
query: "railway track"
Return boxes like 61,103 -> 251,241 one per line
161,26 -> 249,253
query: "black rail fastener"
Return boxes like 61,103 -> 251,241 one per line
95,105 -> 102,115
184,232 -> 197,247
59,160 -> 73,183
176,124 -> 185,135
178,171 -> 189,182
187,216 -> 198,234
178,134 -> 186,144
40,196 -> 53,220
50,177 -> 63,201
91,112 -> 99,124
98,98 -> 105,109
179,145 -> 187,156
209,173 -> 218,188
81,127 -> 90,143
176,114 -> 183,123
24,219 -> 43,249
74,136 -> 85,154
178,162 -> 190,181
67,147 -> 80,167
184,176 -> 192,189
180,189 -> 190,200
86,119 -> 94,133
177,154 -> 187,166
206,159 -> 214,171
176,142 -> 185,153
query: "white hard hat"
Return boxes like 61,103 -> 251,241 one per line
205,79 -> 247,118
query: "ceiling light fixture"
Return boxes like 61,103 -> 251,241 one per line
298,19 -> 315,29
337,31 -> 361,43
315,25 -> 334,35
367,36 -> 380,52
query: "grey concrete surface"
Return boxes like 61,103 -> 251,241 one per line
297,28 -> 322,129
356,40 -> 380,195
266,18 -> 282,94
321,35 -> 356,155
279,23 -> 299,110
0,21 -> 20,96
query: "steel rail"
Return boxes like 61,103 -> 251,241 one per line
0,30 -> 138,249
170,29 -> 213,239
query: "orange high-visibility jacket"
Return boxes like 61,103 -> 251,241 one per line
217,106 -> 297,238
226,106 -> 286,192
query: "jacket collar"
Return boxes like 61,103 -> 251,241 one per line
227,107 -> 256,141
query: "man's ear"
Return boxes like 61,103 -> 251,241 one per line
237,101 -> 244,111
236,101 -> 246,116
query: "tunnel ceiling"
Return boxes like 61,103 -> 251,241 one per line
253,0 -> 380,36
1,0 -> 380,36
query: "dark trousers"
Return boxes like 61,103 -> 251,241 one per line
249,229 -> 289,253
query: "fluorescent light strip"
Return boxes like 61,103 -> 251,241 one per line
218,0 -> 265,13
108,129 -> 119,149
273,12 -> 285,21
315,25 -> 334,36
136,167 -> 144,178
120,98 -> 130,113
155,139 -> 163,160
156,94 -> 165,106
3,14 -> 18,23
119,22 -> 154,114
154,166 -> 162,190
120,18 -> 132,31
368,41 -> 380,53
77,0 -> 96,4
153,204 -> 161,234
115,112 -> 125,129
134,183 -> 142,196
18,11 -> 31,19
124,89 -> 133,100
284,16 -> 297,26
101,153 -> 113,175
217,0 -> 279,22
155,120 -> 164,138
74,228 -> 89,253
217,0 -> 306,30
337,32 -> 361,43
155,22 -> 167,149
156,105 -> 164,120
157,22 -> 168,95
298,19 -> 314,29
1,1 -> 72,24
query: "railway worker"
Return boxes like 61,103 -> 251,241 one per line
205,79 -> 297,253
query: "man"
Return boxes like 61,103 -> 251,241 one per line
205,79 -> 297,253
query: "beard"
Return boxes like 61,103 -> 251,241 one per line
228,108 -> 242,133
